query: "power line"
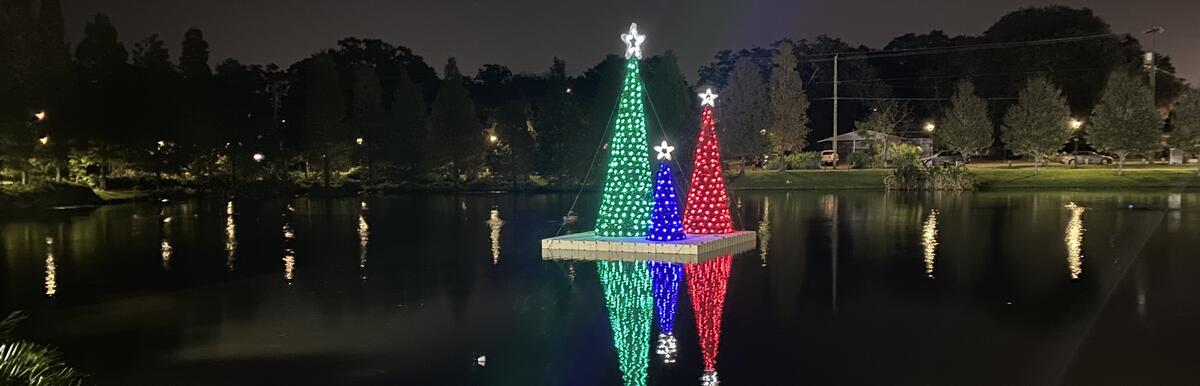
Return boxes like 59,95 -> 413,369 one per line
797,33 -> 1121,63
813,66 -> 1108,85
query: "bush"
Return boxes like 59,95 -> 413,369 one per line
884,164 -> 976,191
848,152 -> 873,169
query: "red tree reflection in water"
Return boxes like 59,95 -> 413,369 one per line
686,254 -> 732,383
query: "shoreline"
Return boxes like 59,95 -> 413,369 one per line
4,166 -> 1199,214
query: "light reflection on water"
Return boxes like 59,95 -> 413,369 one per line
225,201 -> 236,272
922,209 -> 939,278
1065,202 -> 1086,280
358,201 -> 369,279
0,191 -> 1196,385
487,208 -> 503,265
44,237 -> 56,297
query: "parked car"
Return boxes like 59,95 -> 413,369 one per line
920,151 -> 964,167
1060,151 -> 1113,165
820,150 -> 839,169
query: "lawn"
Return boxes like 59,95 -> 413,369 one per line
728,165 -> 1200,190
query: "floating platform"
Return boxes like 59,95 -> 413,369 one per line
541,231 -> 757,264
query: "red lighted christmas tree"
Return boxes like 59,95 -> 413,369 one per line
683,88 -> 735,235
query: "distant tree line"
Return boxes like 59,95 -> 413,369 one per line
0,2 -> 1195,191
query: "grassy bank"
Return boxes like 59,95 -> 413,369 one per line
728,166 -> 1200,191
729,170 -> 889,190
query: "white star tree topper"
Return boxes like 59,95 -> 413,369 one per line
621,23 -> 646,59
698,88 -> 718,107
654,141 -> 675,160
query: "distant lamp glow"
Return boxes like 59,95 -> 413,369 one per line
565,87 -> 572,94
1069,118 -> 1083,130
488,134 -> 498,143
355,137 -> 364,145
252,153 -> 265,162
157,140 -> 166,148
923,121 -> 936,132
38,136 -> 49,145
34,111 -> 46,121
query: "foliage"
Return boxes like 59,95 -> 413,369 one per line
1088,70 -> 1163,175
644,51 -> 696,169
884,164 -> 977,191
1001,77 -> 1071,173
847,152 -> 873,169
428,58 -> 483,182
385,70 -> 427,178
1169,89 -> 1200,170
854,100 -> 911,134
767,151 -> 820,170
534,58 -> 587,181
298,53 -> 347,186
721,57 -> 770,162
494,101 -> 535,187
936,80 -> 993,160
766,40 -> 810,157
889,143 -> 925,169
0,311 -> 84,386
350,64 -> 387,185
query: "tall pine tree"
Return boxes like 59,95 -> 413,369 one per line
300,53 -> 347,187
428,58 -> 482,183
721,57 -> 769,169
351,65 -> 387,186
766,40 -> 810,162
385,70 -> 426,179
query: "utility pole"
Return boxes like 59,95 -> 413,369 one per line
832,54 -> 839,169
1144,26 -> 1164,107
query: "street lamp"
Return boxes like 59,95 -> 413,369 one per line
488,134 -> 498,143
923,122 -> 936,132
355,137 -> 364,145
252,153 -> 265,162
38,136 -> 49,145
34,111 -> 46,122
1069,118 -> 1083,130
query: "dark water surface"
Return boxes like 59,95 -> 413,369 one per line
2,190 -> 1200,385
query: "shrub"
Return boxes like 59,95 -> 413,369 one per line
885,164 -> 976,191
847,151 -> 873,169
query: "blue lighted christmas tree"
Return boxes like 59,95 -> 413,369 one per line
645,141 -> 686,241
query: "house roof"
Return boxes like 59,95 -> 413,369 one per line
817,130 -> 903,143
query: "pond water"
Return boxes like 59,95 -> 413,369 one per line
2,190 -> 1199,385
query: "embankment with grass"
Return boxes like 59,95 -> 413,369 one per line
728,167 -> 1200,190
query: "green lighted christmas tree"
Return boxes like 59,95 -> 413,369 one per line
595,23 -> 654,238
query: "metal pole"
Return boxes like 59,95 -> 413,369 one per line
833,54 -> 839,169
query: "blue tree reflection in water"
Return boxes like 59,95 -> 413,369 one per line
649,261 -> 682,364
1065,202 -> 1085,280
598,260 -> 653,386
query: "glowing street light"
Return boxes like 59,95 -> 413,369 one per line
355,137 -> 364,145
923,121 -> 936,132
252,153 -> 265,162
1069,118 -> 1083,130
34,111 -> 46,122
488,134 -> 498,143
38,136 -> 49,145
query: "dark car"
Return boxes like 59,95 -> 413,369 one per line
920,151 -> 964,167
1060,151 -> 1113,165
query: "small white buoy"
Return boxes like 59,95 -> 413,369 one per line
475,355 -> 487,367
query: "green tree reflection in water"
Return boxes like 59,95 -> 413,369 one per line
598,260 -> 653,386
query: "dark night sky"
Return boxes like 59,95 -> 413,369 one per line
64,0 -> 1198,84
